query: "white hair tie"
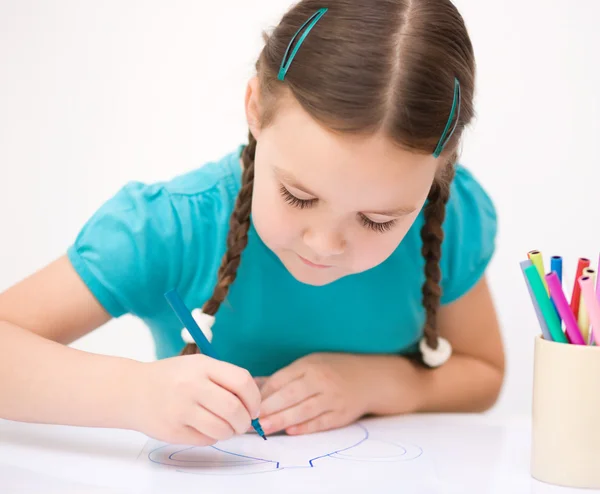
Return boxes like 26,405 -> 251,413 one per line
419,336 -> 452,367
181,309 -> 215,344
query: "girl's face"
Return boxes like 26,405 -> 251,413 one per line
247,83 -> 439,287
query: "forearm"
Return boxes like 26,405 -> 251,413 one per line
365,353 -> 504,415
0,321 -> 142,429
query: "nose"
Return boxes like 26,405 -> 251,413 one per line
302,226 -> 346,258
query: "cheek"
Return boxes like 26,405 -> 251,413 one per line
348,222 -> 413,272
250,175 -> 299,249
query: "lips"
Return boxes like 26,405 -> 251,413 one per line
297,254 -> 332,269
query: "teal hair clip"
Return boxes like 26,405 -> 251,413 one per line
278,7 -> 328,81
432,77 -> 461,158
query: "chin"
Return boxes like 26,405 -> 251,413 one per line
282,261 -> 346,287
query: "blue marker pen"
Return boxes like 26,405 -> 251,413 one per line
550,256 -> 563,284
164,289 -> 267,440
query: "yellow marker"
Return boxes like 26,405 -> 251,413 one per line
528,250 -> 548,294
579,268 -> 597,344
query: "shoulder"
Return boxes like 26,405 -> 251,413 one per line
67,146 -> 244,318
439,164 -> 498,304
161,145 -> 243,200
83,145 -> 242,217
82,145 -> 243,239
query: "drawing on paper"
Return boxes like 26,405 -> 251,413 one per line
144,422 -> 423,475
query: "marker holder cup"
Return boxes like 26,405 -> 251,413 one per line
531,335 -> 600,488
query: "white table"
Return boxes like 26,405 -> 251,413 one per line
0,413 -> 593,493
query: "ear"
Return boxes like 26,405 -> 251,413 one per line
244,76 -> 262,139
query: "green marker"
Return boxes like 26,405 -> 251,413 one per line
524,265 -> 567,343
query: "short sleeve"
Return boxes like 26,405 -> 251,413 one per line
67,181 -> 184,318
440,166 -> 498,305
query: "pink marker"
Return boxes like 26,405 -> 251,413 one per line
579,275 -> 600,347
596,254 -> 600,303
546,272 -> 586,345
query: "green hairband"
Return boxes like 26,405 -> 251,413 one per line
278,8 -> 328,82
278,8 -> 461,158
432,78 -> 461,158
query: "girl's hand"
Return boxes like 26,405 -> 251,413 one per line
133,354 -> 261,446
257,353 -> 390,436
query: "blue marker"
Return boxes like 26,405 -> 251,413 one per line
164,289 -> 267,441
550,256 -> 563,283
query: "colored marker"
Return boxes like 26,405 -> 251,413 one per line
524,265 -> 566,343
164,289 -> 267,440
596,254 -> 600,302
546,272 -> 585,345
578,268 -> 595,341
528,250 -> 547,293
579,269 -> 597,344
570,257 -> 590,318
520,260 -> 553,341
550,256 -> 563,283
579,275 -> 600,348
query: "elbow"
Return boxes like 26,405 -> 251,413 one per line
474,361 -> 505,413
477,337 -> 506,412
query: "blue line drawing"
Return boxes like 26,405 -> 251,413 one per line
146,422 -> 423,476
306,423 -> 369,467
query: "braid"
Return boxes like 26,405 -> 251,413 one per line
181,132 -> 257,356
419,152 -> 457,355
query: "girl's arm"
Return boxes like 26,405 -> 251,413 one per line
0,255 -> 262,445
256,274 -> 505,437
0,255 -> 141,428
369,275 -> 505,415
254,275 -> 504,436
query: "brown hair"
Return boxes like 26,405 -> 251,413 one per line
182,0 -> 475,363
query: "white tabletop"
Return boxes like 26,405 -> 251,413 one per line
0,413 -> 593,493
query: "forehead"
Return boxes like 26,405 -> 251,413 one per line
260,98 -> 438,206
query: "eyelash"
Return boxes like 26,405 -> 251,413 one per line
279,184 -> 317,209
278,184 -> 397,233
358,214 -> 397,233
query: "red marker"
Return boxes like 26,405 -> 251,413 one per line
570,258 -> 590,318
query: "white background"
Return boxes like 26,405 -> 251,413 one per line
0,0 -> 598,418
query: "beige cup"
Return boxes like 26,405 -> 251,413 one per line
531,335 -> 600,488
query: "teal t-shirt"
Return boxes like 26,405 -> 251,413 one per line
67,145 -> 497,376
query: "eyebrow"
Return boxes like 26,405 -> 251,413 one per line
273,166 -> 318,196
273,165 -> 417,217
362,205 -> 417,217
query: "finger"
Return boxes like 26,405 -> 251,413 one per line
186,404 -> 235,441
260,394 -> 326,435
285,411 -> 339,436
198,380 -> 252,435
205,360 -> 261,418
260,377 -> 314,417
254,377 -> 267,389
168,426 -> 217,447
260,362 -> 307,401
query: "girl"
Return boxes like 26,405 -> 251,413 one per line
0,0 -> 504,446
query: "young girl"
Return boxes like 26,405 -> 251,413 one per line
0,0 -> 504,447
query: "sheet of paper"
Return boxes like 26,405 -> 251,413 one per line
2,414 -> 564,494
